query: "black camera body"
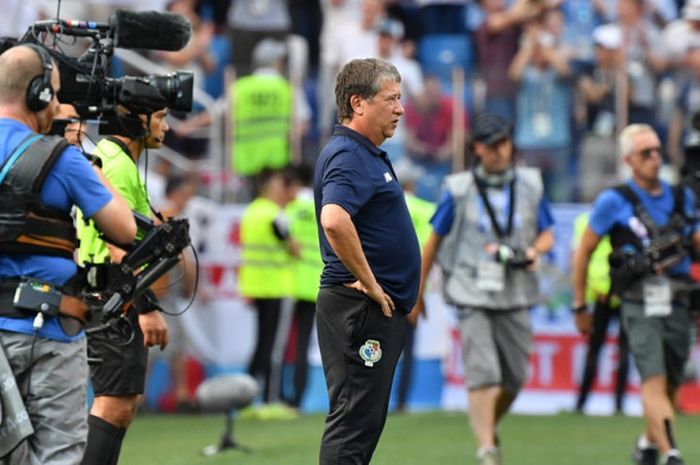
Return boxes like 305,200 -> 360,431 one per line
2,10 -> 194,135
495,244 -> 533,269
609,232 -> 688,291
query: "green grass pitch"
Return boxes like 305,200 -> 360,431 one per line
120,411 -> 700,465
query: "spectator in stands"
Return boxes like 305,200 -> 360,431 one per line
615,0 -> 666,127
416,0 -> 468,36
411,113 -> 554,465
509,6 -> 574,202
404,75 -> 468,201
559,0 -> 607,65
317,0 -> 385,139
474,0 -> 542,123
576,23 -> 626,201
572,212 -> 629,415
662,0 -> 700,74
667,46 -> 700,171
229,38 -> 310,185
226,0 -> 291,77
376,17 -> 424,163
159,0 -> 216,160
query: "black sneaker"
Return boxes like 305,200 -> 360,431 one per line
632,441 -> 658,465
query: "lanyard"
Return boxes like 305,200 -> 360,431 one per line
474,174 -> 516,240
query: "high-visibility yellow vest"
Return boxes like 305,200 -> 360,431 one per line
573,213 -> 613,303
239,197 -> 292,298
405,193 -> 435,251
231,74 -> 292,176
287,194 -> 323,302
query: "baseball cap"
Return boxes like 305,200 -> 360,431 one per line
252,38 -> 287,67
684,0 -> 700,21
472,113 -> 512,145
592,24 -> 622,50
376,18 -> 404,39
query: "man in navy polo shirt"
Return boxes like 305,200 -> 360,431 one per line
314,58 -> 420,465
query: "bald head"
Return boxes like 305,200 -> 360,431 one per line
0,45 -> 45,106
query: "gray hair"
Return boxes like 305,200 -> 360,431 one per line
618,123 -> 656,156
334,58 -> 401,123
0,45 -> 44,105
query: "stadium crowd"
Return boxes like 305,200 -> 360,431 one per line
11,0 -> 700,204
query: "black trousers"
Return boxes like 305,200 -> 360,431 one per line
248,298 -> 282,403
316,286 -> 406,465
576,299 -> 630,412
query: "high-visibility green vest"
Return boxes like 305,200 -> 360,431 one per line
573,213 -> 613,303
239,197 -> 292,298
287,194 -> 323,302
405,193 -> 435,251
231,74 -> 292,176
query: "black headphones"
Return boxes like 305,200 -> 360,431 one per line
24,44 -> 54,112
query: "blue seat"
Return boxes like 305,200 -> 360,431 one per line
418,34 -> 474,85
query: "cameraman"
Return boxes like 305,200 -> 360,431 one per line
0,45 -> 136,465
409,113 -> 554,465
572,124 -> 700,465
76,107 -> 170,465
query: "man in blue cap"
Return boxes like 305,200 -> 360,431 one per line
410,113 -> 555,465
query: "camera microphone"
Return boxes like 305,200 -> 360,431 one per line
109,10 -> 192,52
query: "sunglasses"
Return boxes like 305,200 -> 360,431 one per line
635,146 -> 662,160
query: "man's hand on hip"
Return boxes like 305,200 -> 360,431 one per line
345,280 -> 395,318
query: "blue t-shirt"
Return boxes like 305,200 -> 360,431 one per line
0,119 -> 113,341
314,125 -> 421,312
588,179 -> 699,276
431,180 -> 555,237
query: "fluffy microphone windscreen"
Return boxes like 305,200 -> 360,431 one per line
110,10 -> 192,51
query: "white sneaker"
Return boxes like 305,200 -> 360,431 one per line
477,447 -> 501,465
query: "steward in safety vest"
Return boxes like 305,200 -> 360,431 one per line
231,39 -> 292,177
239,167 -> 298,402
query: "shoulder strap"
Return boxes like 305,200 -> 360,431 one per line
3,135 -> 70,195
0,133 -> 43,185
672,184 -> 686,216
612,183 -> 661,237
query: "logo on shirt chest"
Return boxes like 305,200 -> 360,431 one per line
383,172 -> 393,183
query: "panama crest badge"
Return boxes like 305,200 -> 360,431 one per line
359,339 -> 382,367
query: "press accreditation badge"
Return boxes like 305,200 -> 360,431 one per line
476,260 -> 505,292
643,276 -> 672,317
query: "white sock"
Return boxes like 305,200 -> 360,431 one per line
637,434 -> 657,450
662,449 -> 681,462
477,446 -> 498,458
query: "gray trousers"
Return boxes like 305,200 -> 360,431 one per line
0,331 -> 88,465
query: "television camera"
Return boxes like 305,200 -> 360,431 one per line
0,9 -> 194,135
0,8 -> 197,332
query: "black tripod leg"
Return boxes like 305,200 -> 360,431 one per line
201,410 -> 252,456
